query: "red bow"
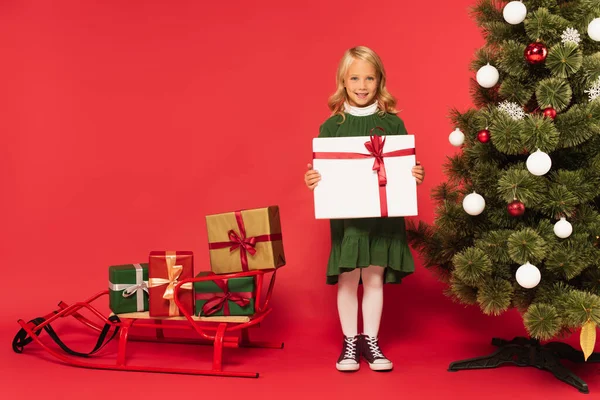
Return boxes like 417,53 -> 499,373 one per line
228,229 -> 257,256
364,128 -> 388,186
197,278 -> 253,316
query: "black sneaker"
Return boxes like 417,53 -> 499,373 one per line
360,334 -> 393,371
336,335 -> 360,371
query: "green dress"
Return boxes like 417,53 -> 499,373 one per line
318,111 -> 416,285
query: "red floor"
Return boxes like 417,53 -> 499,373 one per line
3,288 -> 598,400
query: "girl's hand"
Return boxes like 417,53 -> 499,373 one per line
305,163 -> 321,190
412,161 -> 425,185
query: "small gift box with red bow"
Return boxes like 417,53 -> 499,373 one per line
206,206 -> 286,274
194,271 -> 255,317
312,129 -> 418,219
148,251 -> 194,317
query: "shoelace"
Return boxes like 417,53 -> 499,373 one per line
365,336 -> 384,358
343,336 -> 358,358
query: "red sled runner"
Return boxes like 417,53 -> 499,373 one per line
12,269 -> 282,378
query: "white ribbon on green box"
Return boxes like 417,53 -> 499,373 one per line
108,263 -> 148,312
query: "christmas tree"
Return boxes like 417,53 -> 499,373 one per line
407,0 -> 600,388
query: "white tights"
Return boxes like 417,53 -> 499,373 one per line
336,265 -> 384,338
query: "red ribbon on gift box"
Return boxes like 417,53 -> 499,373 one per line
208,211 -> 282,271
195,278 -> 253,316
312,127 -> 416,217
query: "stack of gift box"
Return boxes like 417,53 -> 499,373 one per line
108,206 -> 285,318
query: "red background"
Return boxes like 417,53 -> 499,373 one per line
1,1 -> 598,398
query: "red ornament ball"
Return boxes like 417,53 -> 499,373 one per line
543,107 -> 557,119
525,42 -> 548,64
507,199 -> 526,217
477,129 -> 491,143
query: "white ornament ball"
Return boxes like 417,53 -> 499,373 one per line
463,192 -> 486,216
588,18 -> 600,41
526,149 -> 552,176
515,262 -> 541,289
449,128 -> 465,147
476,64 -> 500,88
503,1 -> 527,25
553,217 -> 573,239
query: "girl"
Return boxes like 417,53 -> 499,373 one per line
304,46 -> 425,372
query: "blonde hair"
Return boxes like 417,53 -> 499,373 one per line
327,46 -> 398,122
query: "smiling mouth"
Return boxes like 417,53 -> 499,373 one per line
355,93 -> 369,99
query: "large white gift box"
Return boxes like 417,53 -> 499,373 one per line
312,134 -> 418,219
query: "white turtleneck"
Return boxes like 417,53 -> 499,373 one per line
343,101 -> 378,116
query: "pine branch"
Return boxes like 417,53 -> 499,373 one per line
431,181 -> 462,203
490,112 -> 527,154
470,47 -> 501,73
555,104 -> 598,147
442,154 -> 470,185
447,275 -> 479,305
499,76 -> 536,104
469,0 -> 504,26
560,289 -> 600,327
470,78 -> 502,108
452,247 -> 493,286
474,230 -> 514,263
535,77 -> 573,111
521,114 -> 561,151
497,166 -> 548,205
524,7 -> 571,45
499,40 -> 530,80
477,277 -> 514,315
546,43 -> 583,78
507,227 -> 548,264
551,169 -> 597,204
524,303 -> 562,340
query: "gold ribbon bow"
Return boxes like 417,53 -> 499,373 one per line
149,252 -> 192,316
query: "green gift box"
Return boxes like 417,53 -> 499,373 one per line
193,271 -> 255,317
109,263 -> 149,314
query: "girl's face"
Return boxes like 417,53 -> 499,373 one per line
344,58 -> 378,107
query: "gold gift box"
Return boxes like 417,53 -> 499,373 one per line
206,206 -> 286,274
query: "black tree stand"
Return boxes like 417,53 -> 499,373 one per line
448,337 -> 600,394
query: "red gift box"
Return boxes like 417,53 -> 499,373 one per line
148,250 -> 194,317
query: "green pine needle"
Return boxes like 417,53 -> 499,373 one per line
470,47 -> 500,73
555,104 -> 598,148
581,268 -> 600,295
521,114 -> 560,152
477,277 -> 513,316
497,167 -> 547,205
431,181 -> 461,204
550,170 -> 596,204
545,236 -> 592,280
582,53 -> 600,85
442,154 -> 470,184
507,228 -> 548,264
524,303 -> 562,340
561,290 -> 600,327
474,230 -> 513,264
452,247 -> 493,286
490,113 -> 527,154
499,40 -> 529,80
524,8 -> 570,44
546,43 -> 583,78
499,77 -> 535,105
535,77 -> 573,112
447,275 -> 479,305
